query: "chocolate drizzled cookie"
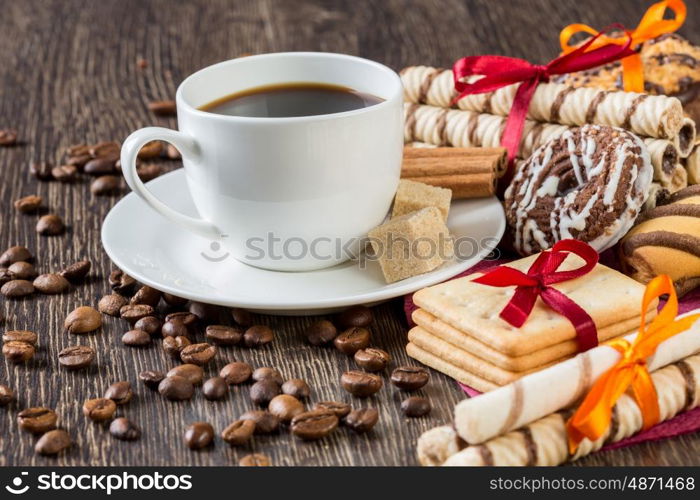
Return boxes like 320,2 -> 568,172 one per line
505,124 -> 652,255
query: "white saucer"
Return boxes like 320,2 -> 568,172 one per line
101,169 -> 505,315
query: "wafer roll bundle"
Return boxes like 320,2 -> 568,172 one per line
401,66 -> 685,139
441,353 -> 700,466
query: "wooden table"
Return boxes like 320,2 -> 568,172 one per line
1,0 -> 698,467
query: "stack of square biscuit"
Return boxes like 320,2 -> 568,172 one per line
407,252 -> 658,392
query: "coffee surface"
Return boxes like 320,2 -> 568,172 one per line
199,82 -> 383,117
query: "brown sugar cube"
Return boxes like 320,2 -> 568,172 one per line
391,179 -> 451,221
368,207 -> 453,284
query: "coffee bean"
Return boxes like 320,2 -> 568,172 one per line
290,410 -> 338,440
240,410 -> 279,434
14,195 -> 43,213
60,260 -> 91,282
120,304 -> 155,324
313,401 -> 351,418
0,385 -> 15,406
337,305 -> 374,328
30,161 -> 54,180
243,325 -> 274,347
0,246 -> 32,267
65,143 -> 90,156
3,330 -> 37,345
2,341 -> 35,362
165,311 -> 198,331
281,378 -> 310,399
166,144 -> 181,159
167,364 -> 204,385
230,307 -> 252,326
91,175 -> 122,195
203,376 -> 228,400
344,408 -> 379,433
401,396 -> 431,417
340,371 -> 382,397
304,320 -> 337,346
221,419 -> 255,446
0,129 -> 18,146
36,214 -> 65,235
161,320 -> 189,338
158,375 -> 194,401
148,100 -> 177,116
137,163 -> 161,182
354,348 -> 391,372
205,325 -> 242,345
110,417 -> 141,440
65,306 -> 102,333
58,345 -> 95,369
138,141 -> 163,159
134,316 -> 162,336
1,279 -> 34,298
67,153 -> 91,168
268,394 -> 304,422
139,370 -> 165,390
184,422 -> 214,450
8,261 -> 37,280
390,366 -> 430,391
18,407 -> 57,434
84,157 -> 117,176
163,293 -> 188,307
122,329 -> 151,346
35,429 -> 71,456
33,273 -> 70,294
51,164 -> 78,182
334,327 -> 371,355
105,381 -> 133,405
89,141 -> 120,158
180,343 -> 216,366
252,367 -> 284,385
163,336 -> 191,358
0,268 -> 10,286
98,294 -> 128,316
219,361 -> 252,384
82,398 -> 117,422
249,379 -> 281,406
109,270 -> 136,294
239,453 -> 271,467
130,286 -> 162,307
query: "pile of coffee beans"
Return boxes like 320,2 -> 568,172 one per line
82,381 -> 141,441
17,407 -> 71,456
2,329 -> 37,363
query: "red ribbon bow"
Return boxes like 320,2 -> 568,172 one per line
472,240 -> 600,352
452,26 -> 636,181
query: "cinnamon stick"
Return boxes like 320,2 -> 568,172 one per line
402,146 -> 505,198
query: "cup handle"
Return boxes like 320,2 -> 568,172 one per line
121,127 -> 221,240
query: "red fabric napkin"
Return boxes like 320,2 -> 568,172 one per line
404,249 -> 700,453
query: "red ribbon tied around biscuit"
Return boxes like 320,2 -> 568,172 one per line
452,26 -> 635,178
472,239 -> 600,352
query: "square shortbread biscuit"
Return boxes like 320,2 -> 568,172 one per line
412,252 -> 656,356
391,179 -> 452,221
368,206 -> 453,283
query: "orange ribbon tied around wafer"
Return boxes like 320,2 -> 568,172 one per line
566,274 -> 700,454
560,0 -> 686,93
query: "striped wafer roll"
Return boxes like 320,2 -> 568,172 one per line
643,138 -> 681,188
686,143 -> 700,185
417,426 -> 466,466
401,66 -> 684,139
643,182 -> 670,212
676,117 -> 697,158
442,353 -> 700,466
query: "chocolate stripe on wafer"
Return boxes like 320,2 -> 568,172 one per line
436,108 -> 449,146
622,94 -> 649,131
585,91 -> 610,123
603,405 -> 620,445
566,353 -> 593,408
622,231 -> 700,259
477,444 -> 495,465
518,427 -> 538,466
418,68 -> 443,104
467,112 -> 480,146
498,380 -> 524,436
676,360 -> 697,410
550,86 -> 575,123
405,103 -> 419,141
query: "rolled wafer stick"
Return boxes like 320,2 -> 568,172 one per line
667,163 -> 689,193
642,182 -> 671,212
442,353 -> 700,466
685,142 -> 700,185
676,117 -> 697,158
401,66 -> 684,139
406,104 -> 676,178
448,312 -> 700,445
417,426 -> 466,466
643,138 -> 680,188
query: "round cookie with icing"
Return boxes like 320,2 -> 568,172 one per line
620,185 -> 700,296
505,124 -> 652,255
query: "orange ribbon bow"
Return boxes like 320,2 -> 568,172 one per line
566,274 -> 700,453
559,0 -> 686,93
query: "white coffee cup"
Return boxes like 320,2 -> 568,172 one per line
121,52 -> 403,271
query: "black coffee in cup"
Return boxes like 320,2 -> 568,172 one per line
199,82 -> 383,118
